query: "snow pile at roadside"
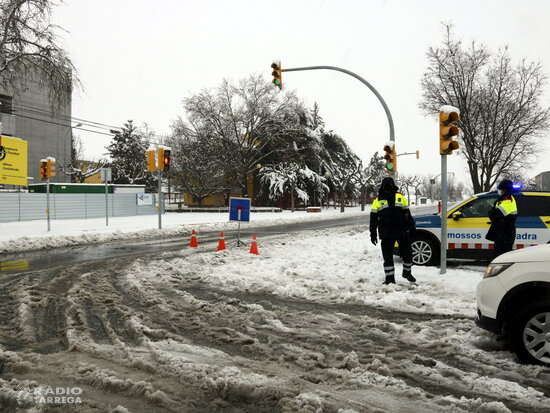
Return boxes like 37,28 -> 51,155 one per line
0,207 -> 370,254
132,224 -> 481,317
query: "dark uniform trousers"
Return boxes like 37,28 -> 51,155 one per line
381,238 -> 413,279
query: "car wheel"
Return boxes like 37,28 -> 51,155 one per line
509,301 -> 550,366
411,235 -> 439,266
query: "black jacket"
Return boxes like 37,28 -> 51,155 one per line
369,191 -> 415,240
486,195 -> 517,245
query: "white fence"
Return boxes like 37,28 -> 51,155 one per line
0,193 -> 160,223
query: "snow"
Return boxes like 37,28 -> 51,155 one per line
0,205 -> 483,318
134,223 -> 481,317
1,206 -> 549,412
440,105 -> 460,115
0,206 -> 366,253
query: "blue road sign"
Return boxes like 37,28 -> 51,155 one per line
229,197 -> 251,222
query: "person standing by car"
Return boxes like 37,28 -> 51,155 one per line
486,179 -> 518,257
370,177 -> 416,285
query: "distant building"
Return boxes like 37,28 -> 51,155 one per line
0,72 -> 73,186
534,171 -> 550,191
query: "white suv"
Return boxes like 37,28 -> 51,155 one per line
476,244 -> 550,366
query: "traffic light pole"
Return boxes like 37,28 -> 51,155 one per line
281,65 -> 395,143
440,155 -> 448,274
157,169 -> 162,229
46,178 -> 51,232
105,178 -> 109,227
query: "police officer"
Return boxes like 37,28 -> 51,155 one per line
370,177 -> 416,285
486,179 -> 518,257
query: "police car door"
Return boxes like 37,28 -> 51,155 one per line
447,195 -> 497,251
514,194 -> 550,247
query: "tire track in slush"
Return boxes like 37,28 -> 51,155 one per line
156,280 -> 550,409
0,250 -> 549,412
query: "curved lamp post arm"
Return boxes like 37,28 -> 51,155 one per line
282,65 -> 394,143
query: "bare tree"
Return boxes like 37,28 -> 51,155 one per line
446,177 -> 465,202
397,174 -> 422,205
0,0 -> 79,108
355,152 -> 386,211
420,174 -> 440,203
505,171 -> 539,191
420,23 -> 550,193
166,124 -> 229,206
59,135 -> 107,183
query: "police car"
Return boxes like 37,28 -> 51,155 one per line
410,191 -> 550,265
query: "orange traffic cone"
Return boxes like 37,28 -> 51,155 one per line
216,232 -> 226,251
249,234 -> 259,255
190,229 -> 198,247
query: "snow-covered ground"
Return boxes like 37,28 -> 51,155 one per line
1,207 -> 549,412
0,206 -> 369,253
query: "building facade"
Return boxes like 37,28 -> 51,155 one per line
0,75 -> 73,187
534,171 -> 550,191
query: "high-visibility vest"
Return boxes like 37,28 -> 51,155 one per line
496,196 -> 517,217
371,193 -> 408,212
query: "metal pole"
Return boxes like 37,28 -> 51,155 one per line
440,155 -> 448,274
237,222 -> 241,246
282,65 -> 395,143
237,209 -> 242,246
46,178 -> 51,232
105,179 -> 109,226
157,169 -> 162,229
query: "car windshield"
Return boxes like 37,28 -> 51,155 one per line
434,199 -> 468,216
448,199 -> 467,212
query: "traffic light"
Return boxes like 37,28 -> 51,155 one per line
271,60 -> 282,88
39,160 -> 47,181
45,158 -> 56,179
162,149 -> 171,171
439,110 -> 460,155
157,147 -> 164,171
383,142 -> 397,174
147,149 -> 156,172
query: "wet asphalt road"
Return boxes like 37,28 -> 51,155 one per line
0,206 -> 482,275
0,214 -> 370,274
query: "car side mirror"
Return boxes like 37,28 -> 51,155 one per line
452,211 -> 462,221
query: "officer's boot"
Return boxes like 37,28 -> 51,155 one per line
402,262 -> 416,283
383,265 -> 396,285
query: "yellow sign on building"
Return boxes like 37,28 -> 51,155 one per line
0,136 -> 28,186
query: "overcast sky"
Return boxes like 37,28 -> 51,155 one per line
52,0 -> 550,186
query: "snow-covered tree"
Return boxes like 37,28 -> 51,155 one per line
259,162 -> 326,212
181,74 -> 301,197
321,132 -> 362,212
420,23 -> 550,193
106,120 -> 153,189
